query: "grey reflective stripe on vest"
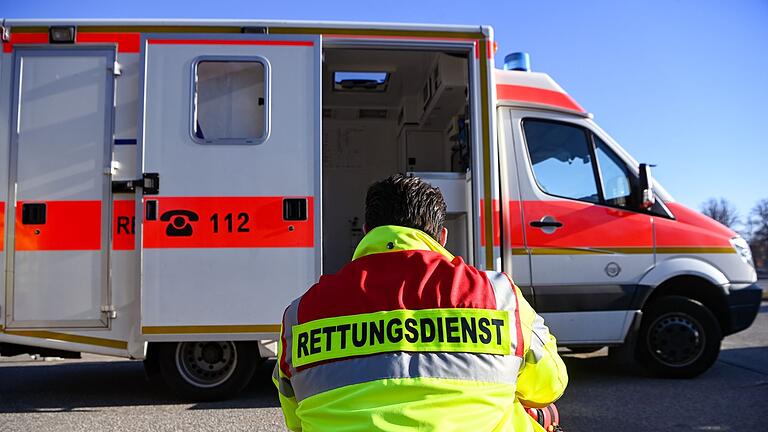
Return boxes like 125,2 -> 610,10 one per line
273,364 -> 295,398
290,350 -> 522,402
281,298 -> 301,378
485,271 -> 516,312
486,270 -> 524,354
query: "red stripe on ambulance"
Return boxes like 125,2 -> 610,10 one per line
2,33 -> 48,53
496,84 -> 585,113
113,200 -> 136,250
76,32 -> 141,53
15,201 -> 101,251
479,199 -> 501,247
143,196 -> 314,249
655,203 -> 733,248
520,199 -> 652,249
3,32 -> 141,53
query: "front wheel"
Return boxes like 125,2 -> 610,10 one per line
636,295 -> 722,378
154,341 -> 260,401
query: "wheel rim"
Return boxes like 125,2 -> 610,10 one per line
646,312 -> 705,368
175,341 -> 238,388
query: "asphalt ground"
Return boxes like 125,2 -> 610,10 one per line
1,302 -> 766,432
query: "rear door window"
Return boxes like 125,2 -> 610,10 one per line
193,59 -> 268,144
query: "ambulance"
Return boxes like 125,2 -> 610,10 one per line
0,19 -> 761,399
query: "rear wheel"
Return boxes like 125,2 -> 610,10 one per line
154,341 -> 260,401
636,296 -> 721,378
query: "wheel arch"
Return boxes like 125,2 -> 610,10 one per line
638,257 -> 729,290
637,272 -> 730,334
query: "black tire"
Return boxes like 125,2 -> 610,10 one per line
636,295 -> 721,378
154,341 -> 260,401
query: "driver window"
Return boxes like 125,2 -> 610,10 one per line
522,119 -> 600,203
594,137 -> 636,208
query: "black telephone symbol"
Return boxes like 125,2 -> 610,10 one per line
160,209 -> 199,237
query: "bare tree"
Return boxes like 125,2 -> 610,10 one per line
746,198 -> 768,269
700,198 -> 740,228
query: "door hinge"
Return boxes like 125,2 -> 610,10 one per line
101,305 -> 117,319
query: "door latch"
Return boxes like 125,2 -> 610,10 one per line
112,173 -> 160,195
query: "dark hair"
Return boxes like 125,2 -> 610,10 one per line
365,174 -> 447,241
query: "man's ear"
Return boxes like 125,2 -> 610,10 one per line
439,227 -> 448,247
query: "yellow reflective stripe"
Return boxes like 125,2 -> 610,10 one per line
1,329 -> 127,350
291,308 -> 511,368
656,247 -> 734,254
529,248 -> 615,256
8,27 -> 48,33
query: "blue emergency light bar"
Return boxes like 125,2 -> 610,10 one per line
503,52 -> 531,72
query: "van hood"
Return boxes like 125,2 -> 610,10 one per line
664,202 -> 737,243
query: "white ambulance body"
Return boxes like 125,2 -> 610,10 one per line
0,19 -> 761,399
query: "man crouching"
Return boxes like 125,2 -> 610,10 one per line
274,174 -> 568,431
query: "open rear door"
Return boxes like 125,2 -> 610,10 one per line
137,34 -> 320,337
7,47 -> 115,329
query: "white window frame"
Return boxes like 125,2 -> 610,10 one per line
190,55 -> 271,145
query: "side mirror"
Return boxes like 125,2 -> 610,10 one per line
638,163 -> 655,210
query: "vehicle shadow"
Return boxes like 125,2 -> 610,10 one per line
0,357 -> 281,413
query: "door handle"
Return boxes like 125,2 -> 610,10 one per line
529,220 -> 563,228
529,216 -> 563,234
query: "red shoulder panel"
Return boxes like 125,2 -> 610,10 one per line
298,250 -> 496,323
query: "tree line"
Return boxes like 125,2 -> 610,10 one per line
701,197 -> 768,270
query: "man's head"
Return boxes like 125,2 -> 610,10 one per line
364,174 -> 447,243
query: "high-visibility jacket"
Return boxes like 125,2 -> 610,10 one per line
274,225 -> 568,431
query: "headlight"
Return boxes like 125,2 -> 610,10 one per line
730,236 -> 754,267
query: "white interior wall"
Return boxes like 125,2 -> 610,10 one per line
322,119 -> 399,274
401,128 -> 446,172
321,49 -> 473,273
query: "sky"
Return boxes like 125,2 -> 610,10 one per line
3,0 -> 767,223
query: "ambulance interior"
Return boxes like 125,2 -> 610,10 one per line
322,48 -> 474,274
